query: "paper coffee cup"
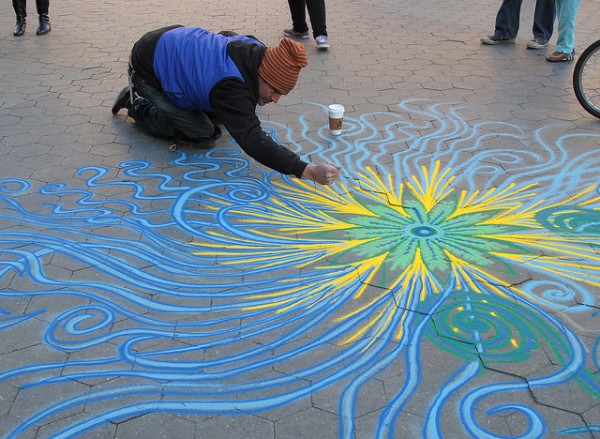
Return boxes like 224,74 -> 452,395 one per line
328,104 -> 345,135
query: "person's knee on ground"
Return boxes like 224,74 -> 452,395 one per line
176,125 -> 222,149
126,96 -> 221,148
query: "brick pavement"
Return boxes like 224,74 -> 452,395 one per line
1,0 -> 599,437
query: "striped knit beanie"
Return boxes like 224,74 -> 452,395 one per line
258,38 -> 308,95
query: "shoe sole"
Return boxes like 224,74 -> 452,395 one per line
546,56 -> 574,62
481,38 -> 515,45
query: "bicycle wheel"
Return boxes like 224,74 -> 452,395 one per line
573,38 -> 600,119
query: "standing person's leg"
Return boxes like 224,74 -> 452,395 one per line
305,0 -> 327,38
306,0 -> 329,49
532,0 -> 555,42
284,0 -> 310,38
128,70 -> 219,143
35,0 -> 50,35
555,0 -> 580,54
481,0 -> 522,44
494,0 -> 523,38
12,0 -> 27,36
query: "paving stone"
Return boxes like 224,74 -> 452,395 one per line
196,413 -> 274,439
275,407 -> 338,438
116,413 -> 197,439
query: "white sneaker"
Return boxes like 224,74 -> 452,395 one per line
526,38 -> 548,49
315,35 -> 330,50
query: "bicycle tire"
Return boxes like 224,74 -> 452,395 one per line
573,38 -> 600,119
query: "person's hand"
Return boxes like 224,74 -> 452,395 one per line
302,162 -> 342,185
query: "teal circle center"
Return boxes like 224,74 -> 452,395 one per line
408,225 -> 442,239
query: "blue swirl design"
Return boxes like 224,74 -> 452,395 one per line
0,100 -> 599,438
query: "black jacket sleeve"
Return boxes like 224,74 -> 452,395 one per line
210,79 -> 308,179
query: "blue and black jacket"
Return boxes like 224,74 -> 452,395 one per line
130,25 -> 308,178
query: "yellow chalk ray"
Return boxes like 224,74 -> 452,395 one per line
406,161 -> 455,212
273,178 -> 378,218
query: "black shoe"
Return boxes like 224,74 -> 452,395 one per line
111,86 -> 132,115
283,27 -> 309,39
13,17 -> 26,36
36,15 -> 50,35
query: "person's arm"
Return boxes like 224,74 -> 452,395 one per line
211,80 -> 308,178
211,80 -> 342,184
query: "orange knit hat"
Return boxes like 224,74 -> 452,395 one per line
258,38 -> 308,95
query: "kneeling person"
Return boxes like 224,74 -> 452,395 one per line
112,25 -> 340,185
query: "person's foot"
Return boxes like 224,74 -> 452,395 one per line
546,51 -> 575,62
480,34 -> 515,45
36,15 -> 50,35
283,27 -> 310,39
315,35 -> 330,50
111,86 -> 132,114
13,18 -> 25,36
527,37 -> 548,49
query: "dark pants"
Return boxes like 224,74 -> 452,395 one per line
128,68 -> 220,144
494,0 -> 555,41
287,0 -> 327,38
12,0 -> 49,17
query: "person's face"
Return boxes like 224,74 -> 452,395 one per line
257,76 -> 283,106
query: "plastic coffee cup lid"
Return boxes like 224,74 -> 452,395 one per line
328,104 -> 345,117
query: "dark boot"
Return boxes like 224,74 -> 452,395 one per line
13,16 -> 26,36
111,86 -> 134,115
35,0 -> 50,35
12,0 -> 26,36
36,14 -> 50,35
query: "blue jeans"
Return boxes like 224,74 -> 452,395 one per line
494,0 -> 555,41
128,67 -> 221,144
555,0 -> 580,53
